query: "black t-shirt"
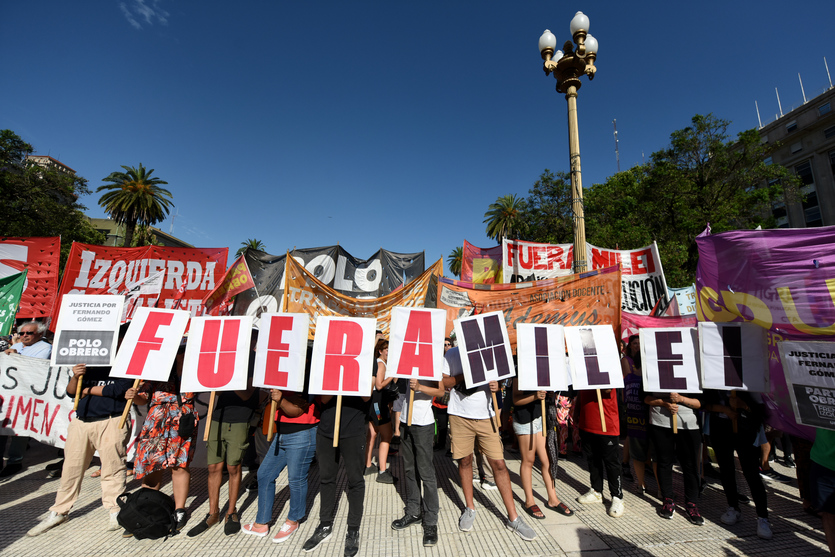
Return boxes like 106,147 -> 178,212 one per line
212,352 -> 259,423
76,367 -> 133,422
317,395 -> 370,439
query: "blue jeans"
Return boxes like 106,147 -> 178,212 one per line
256,426 -> 317,524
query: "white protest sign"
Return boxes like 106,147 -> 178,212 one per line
699,322 -> 768,391
116,270 -> 164,324
565,325 -> 623,390
253,313 -> 309,392
778,340 -> 835,430
308,316 -> 376,396
51,295 -> 124,367
180,316 -> 254,392
452,310 -> 515,388
516,323 -> 569,391
386,307 -> 446,381
110,307 -> 190,381
639,327 -> 701,393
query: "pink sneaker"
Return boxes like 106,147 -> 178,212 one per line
272,520 -> 299,543
242,523 -> 269,537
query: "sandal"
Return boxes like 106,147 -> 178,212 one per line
524,504 -> 546,520
546,502 -> 574,516
90,469 -> 102,478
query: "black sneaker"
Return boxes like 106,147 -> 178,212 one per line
122,528 -> 134,538
187,513 -> 219,537
344,528 -> 360,557
391,514 -> 421,530
423,525 -> 438,547
784,456 -> 796,468
224,512 -> 241,535
303,523 -> 333,552
737,492 -> 750,504
174,508 -> 188,531
246,478 -> 258,492
659,498 -> 675,520
376,470 -> 395,484
685,503 -> 704,525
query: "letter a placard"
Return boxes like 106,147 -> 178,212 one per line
110,307 -> 190,381
386,307 -> 446,382
565,325 -> 623,390
516,323 -> 569,392
253,313 -> 309,393
180,316 -> 254,393
309,316 -> 376,396
453,310 -> 515,389
640,328 -> 701,393
699,322 -> 768,392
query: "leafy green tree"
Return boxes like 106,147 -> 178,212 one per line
236,238 -> 266,258
0,130 -> 105,266
484,194 -> 525,242
585,114 -> 798,286
97,163 -> 173,247
519,170 -> 574,244
447,246 -> 463,277
131,224 -> 161,246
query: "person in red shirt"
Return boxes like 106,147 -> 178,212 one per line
576,388 -> 624,517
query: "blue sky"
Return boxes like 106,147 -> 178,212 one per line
3,1 -> 834,277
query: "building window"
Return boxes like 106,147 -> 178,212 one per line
764,156 -> 773,165
829,150 -> 835,177
820,102 -> 832,116
791,141 -> 803,153
826,125 -> 835,139
786,120 -> 798,133
795,160 -> 814,186
795,161 -> 821,227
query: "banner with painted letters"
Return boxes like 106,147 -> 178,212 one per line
779,340 -> 835,430
386,307 -> 446,381
110,308 -> 190,382
516,323 -> 570,391
502,239 -> 573,283
308,316 -> 376,396
51,295 -> 124,367
461,240 -> 503,284
699,322 -> 768,392
453,311 -> 515,388
181,316 -> 254,392
253,313 -> 309,392
565,325 -> 623,390
639,327 -> 701,393
0,236 -> 61,319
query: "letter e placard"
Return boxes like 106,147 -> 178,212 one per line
253,313 -> 309,392
639,327 -> 701,393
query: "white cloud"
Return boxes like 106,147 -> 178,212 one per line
119,0 -> 170,30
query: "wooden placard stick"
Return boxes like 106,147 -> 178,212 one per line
203,391 -> 217,442
407,390 -> 415,426
491,392 -> 500,432
596,389 -> 607,433
267,400 -> 278,442
541,398 -> 547,438
73,376 -> 83,412
672,411 -> 678,434
118,378 -> 141,429
332,395 -> 343,448
731,390 -> 738,433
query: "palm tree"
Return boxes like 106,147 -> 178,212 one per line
236,238 -> 266,258
97,164 -> 173,247
131,224 -> 161,246
447,246 -> 463,278
484,194 -> 525,242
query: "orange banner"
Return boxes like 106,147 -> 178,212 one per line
436,266 -> 622,348
284,256 -> 443,339
204,255 -> 254,311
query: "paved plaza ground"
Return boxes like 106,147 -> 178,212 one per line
0,439 -> 828,557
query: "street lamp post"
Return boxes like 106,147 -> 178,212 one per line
539,12 -> 598,274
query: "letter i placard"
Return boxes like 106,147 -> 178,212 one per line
699,322 -> 768,392
52,294 -> 125,368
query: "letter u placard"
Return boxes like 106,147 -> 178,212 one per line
180,316 -> 254,392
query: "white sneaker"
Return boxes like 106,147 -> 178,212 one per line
608,497 -> 625,517
27,512 -> 68,537
108,511 -> 120,531
577,489 -> 603,504
757,517 -> 773,540
721,507 -> 741,525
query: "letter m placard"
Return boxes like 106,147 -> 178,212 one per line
453,310 -> 515,389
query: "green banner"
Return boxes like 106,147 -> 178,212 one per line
0,270 -> 27,335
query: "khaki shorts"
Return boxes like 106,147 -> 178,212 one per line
449,414 -> 504,460
206,421 -> 250,466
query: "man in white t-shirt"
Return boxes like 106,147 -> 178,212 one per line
389,367 -> 445,547
442,347 -> 536,541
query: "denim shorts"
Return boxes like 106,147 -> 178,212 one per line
513,417 -> 543,436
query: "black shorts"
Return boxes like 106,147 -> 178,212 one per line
810,460 -> 835,514
369,391 -> 392,427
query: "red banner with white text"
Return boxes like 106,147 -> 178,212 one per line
0,237 -> 61,319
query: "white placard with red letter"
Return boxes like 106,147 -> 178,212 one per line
386,307 -> 446,381
309,316 -> 376,396
52,294 -> 124,367
110,307 -> 190,380
699,322 -> 768,392
253,313 -> 309,392
516,323 -> 569,391
565,325 -> 623,390
639,327 -> 701,393
453,310 -> 515,389
180,316 -> 254,392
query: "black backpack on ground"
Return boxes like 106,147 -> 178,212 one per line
117,488 -> 177,540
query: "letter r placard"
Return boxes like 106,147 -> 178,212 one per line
180,316 -> 254,392
308,316 -> 376,396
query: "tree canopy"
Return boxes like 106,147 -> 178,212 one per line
97,163 -> 173,247
447,246 -> 463,278
236,238 -> 266,258
483,194 -> 525,242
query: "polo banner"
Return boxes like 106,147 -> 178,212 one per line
51,294 -> 124,367
778,340 -> 835,430
204,254 -> 254,313
461,240 -> 502,284
181,316 -> 254,392
621,311 -> 697,344
565,325 -> 624,390
453,310 -> 515,388
110,308 -> 191,382
54,243 -> 228,328
386,307 -> 446,381
0,270 -> 27,335
0,236 -> 60,318
284,256 -> 442,340
699,322 -> 768,392
0,353 -> 72,448
253,313 -> 309,392
436,265 -> 622,349
308,316 -> 377,396
516,323 -> 570,391
639,328 -> 701,393
234,246 -> 426,321
502,239 -> 573,283
695,226 -> 835,439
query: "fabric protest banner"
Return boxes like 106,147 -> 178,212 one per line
253,313 -> 309,392
284,256 -> 443,340
453,310 -> 515,388
694,226 -> 835,439
516,323 -> 569,391
51,295 -> 124,367
621,311 -> 697,344
586,242 -> 668,316
461,240 -> 503,284
669,284 -> 697,316
234,246 -> 426,322
0,353 -> 73,447
204,254 -> 255,313
386,307 -> 446,381
502,239 -> 573,283
0,236 -> 60,319
121,269 -> 164,323
180,316 -> 254,392
639,328 -> 701,393
565,325 -> 624,391
778,340 -> 835,430
308,316 -> 376,396
53,243 -> 228,328
110,308 -> 191,382
0,270 -> 27,335
699,322 -> 768,392
437,266 -> 622,349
